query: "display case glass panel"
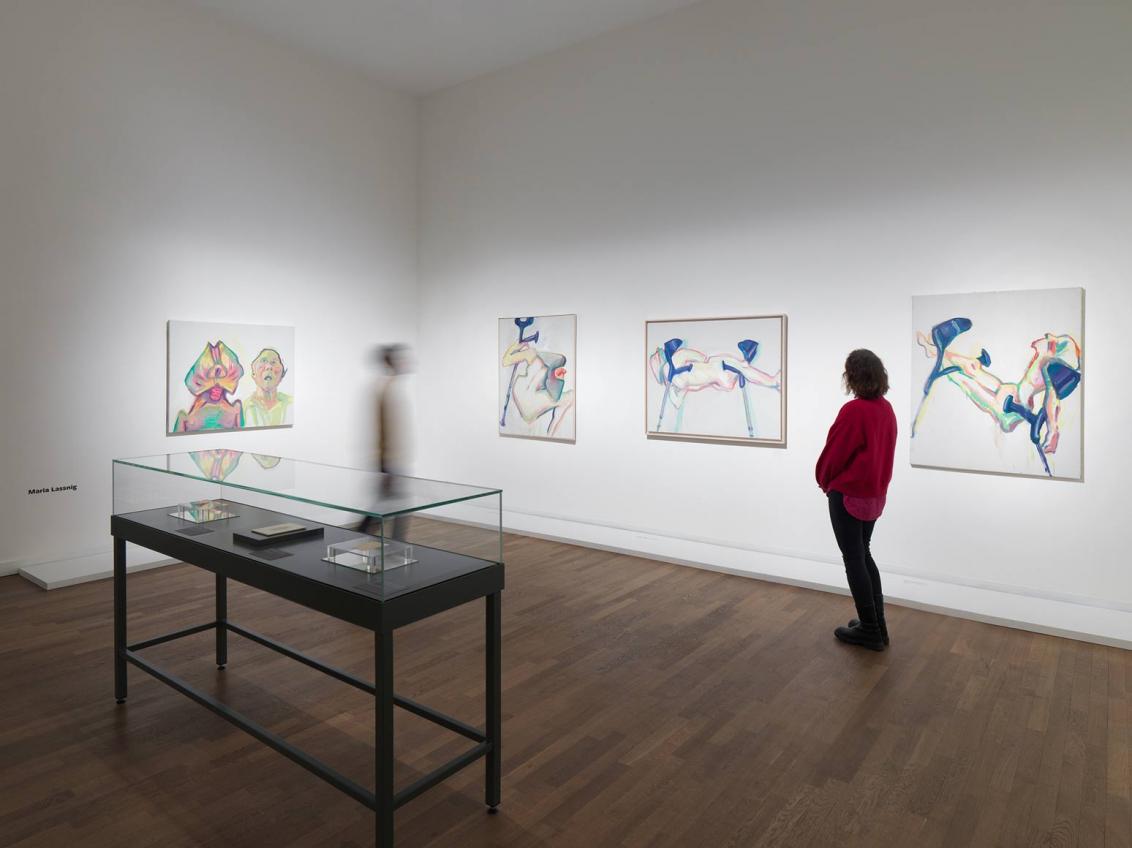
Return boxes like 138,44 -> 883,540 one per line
113,451 -> 502,598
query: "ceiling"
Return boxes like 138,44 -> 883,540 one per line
183,0 -> 705,94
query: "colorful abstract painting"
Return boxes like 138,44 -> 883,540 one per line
498,314 -> 576,442
911,288 -> 1083,479
646,315 -> 786,445
167,321 -> 295,434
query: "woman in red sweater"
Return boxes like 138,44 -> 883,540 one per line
815,350 -> 898,651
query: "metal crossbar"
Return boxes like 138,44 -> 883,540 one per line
224,621 -> 374,694
124,648 -> 376,808
124,620 -> 491,813
394,741 -> 491,809
127,621 -> 216,652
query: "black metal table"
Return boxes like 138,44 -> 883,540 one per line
111,502 -> 503,847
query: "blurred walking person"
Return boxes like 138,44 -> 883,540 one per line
361,344 -> 415,541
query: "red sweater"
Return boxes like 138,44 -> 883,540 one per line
815,397 -> 897,499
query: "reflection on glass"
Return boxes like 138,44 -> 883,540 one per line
189,449 -> 243,481
252,453 -> 282,470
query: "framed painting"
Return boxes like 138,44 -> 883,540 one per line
498,314 -> 576,442
646,315 -> 786,446
910,288 -> 1083,479
167,320 -> 295,434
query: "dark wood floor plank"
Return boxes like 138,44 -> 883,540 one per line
0,527 -> 1127,847
1108,652 -> 1132,848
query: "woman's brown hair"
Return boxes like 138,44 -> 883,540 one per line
843,349 -> 889,399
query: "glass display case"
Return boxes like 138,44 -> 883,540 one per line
111,451 -> 504,844
112,450 -> 502,598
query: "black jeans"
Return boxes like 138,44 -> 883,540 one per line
827,491 -> 883,622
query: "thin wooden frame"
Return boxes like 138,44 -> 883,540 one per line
645,314 -> 788,447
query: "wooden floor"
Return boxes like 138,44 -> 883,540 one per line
1,530 -> 1129,847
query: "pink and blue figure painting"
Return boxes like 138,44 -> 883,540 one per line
645,316 -> 787,446
173,341 -> 245,432
167,321 -> 295,434
910,288 -> 1084,480
498,314 -> 576,442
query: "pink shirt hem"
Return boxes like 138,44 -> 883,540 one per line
843,494 -> 886,521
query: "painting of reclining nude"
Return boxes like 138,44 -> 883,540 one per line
645,315 -> 786,446
167,320 -> 295,434
498,314 -> 576,442
911,288 -> 1083,480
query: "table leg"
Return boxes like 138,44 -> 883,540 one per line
486,591 -> 501,811
114,536 -> 127,704
376,628 -> 394,847
216,574 -> 228,669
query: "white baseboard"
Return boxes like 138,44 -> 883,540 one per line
14,509 -> 1130,649
432,504 -> 1132,650
18,545 -> 178,590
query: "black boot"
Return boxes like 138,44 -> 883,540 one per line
835,621 -> 885,651
836,606 -> 885,651
849,595 -> 889,645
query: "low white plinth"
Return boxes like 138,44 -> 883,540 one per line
19,546 -> 177,590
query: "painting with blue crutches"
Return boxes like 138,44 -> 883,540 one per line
911,288 -> 1083,480
646,315 -> 786,446
499,314 -> 577,442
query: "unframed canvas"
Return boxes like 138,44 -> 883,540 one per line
645,315 -> 786,446
167,320 -> 296,434
910,287 -> 1084,480
498,314 -> 576,442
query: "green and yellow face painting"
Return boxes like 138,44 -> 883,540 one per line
251,348 -> 286,392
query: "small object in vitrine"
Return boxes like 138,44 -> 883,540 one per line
169,499 -> 239,524
323,537 -> 417,573
251,522 -> 307,537
232,525 -> 324,547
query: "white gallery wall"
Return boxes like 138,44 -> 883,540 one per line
0,0 -> 417,575
417,0 -> 1132,622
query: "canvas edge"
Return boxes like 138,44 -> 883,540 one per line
496,313 -> 578,443
166,319 -> 173,434
165,423 -> 295,437
910,460 -> 1084,483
